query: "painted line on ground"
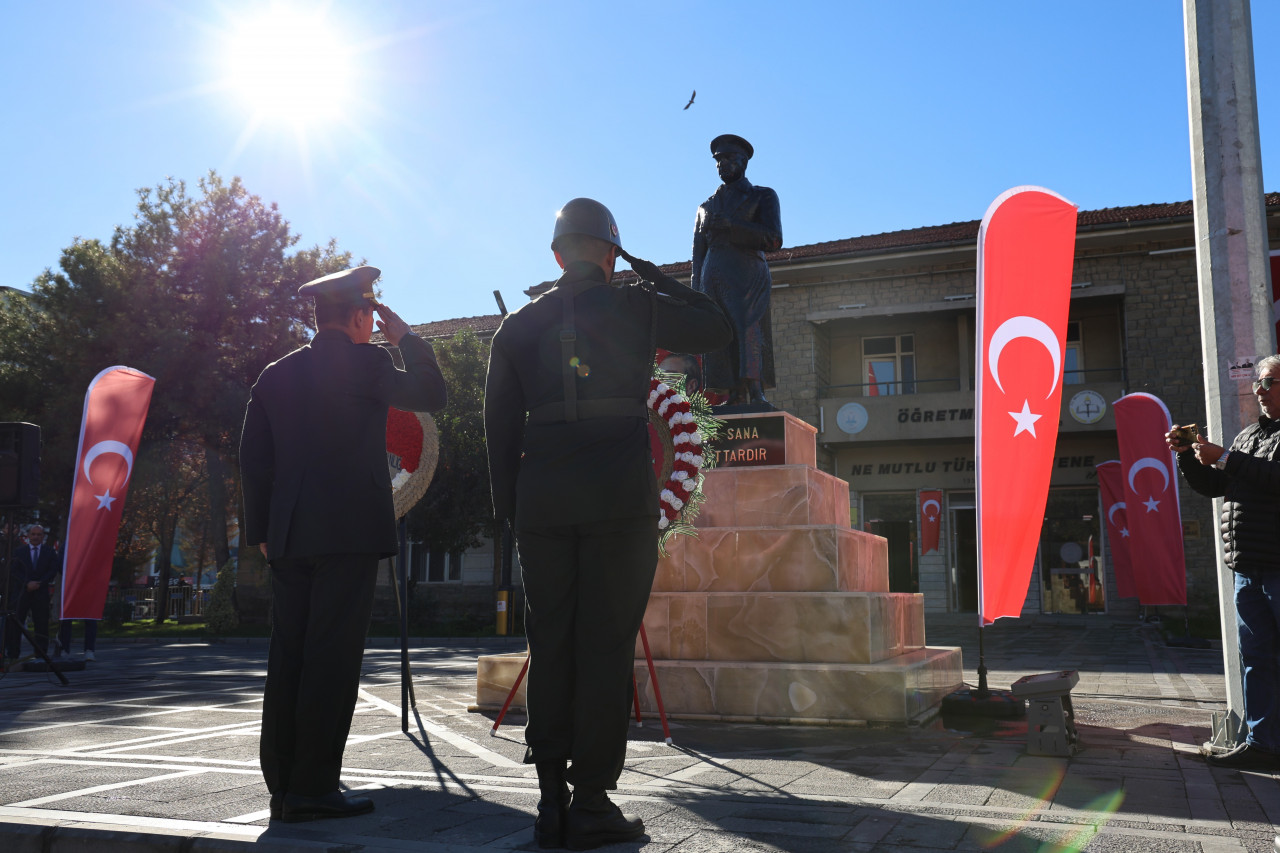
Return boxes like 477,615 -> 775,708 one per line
357,687 -> 523,768
10,768 -> 206,807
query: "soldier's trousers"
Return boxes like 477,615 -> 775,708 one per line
516,516 -> 658,792
260,554 -> 379,797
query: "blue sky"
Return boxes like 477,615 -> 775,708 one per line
2,1 -> 1277,326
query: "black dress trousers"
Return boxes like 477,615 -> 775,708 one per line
516,516 -> 658,792
260,554 -> 380,797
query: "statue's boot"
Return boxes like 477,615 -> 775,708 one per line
728,384 -> 748,406
748,380 -> 774,409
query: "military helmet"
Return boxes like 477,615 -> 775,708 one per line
551,198 -> 622,251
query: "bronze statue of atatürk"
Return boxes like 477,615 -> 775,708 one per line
691,134 -> 782,407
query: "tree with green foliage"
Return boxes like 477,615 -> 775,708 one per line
406,329 -> 493,558
0,172 -> 352,619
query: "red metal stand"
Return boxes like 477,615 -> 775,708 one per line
490,655 -> 529,736
489,623 -> 672,744
637,624 -> 672,744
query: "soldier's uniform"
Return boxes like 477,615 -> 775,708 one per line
485,199 -> 730,846
240,266 -> 446,820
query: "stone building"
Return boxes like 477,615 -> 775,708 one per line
627,195 -> 1280,620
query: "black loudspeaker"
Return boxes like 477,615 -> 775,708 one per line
0,422 -> 40,507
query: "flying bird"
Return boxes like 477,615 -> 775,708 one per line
683,90 -> 696,110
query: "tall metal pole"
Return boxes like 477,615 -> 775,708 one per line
1183,0 -> 1273,747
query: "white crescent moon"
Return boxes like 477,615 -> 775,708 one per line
83,440 -> 134,485
987,315 -> 1062,397
1127,457 -> 1170,493
1107,501 -> 1126,525
922,499 -> 941,515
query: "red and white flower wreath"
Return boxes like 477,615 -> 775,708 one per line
647,378 -> 707,531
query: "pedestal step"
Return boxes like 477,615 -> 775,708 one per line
475,646 -> 964,725
656,526 -> 888,594
641,591 -> 924,664
695,464 -> 851,529
632,648 -> 963,724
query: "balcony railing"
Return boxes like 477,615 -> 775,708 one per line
819,367 -> 1126,398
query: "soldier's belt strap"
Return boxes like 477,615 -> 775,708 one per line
527,397 -> 647,425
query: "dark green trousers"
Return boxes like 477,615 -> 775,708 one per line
516,517 -> 658,791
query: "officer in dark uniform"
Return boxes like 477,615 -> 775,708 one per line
240,266 -> 446,822
485,199 -> 731,849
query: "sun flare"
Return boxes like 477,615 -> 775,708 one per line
225,8 -> 351,125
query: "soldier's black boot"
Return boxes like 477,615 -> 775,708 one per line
534,761 -> 570,849
565,789 -> 644,850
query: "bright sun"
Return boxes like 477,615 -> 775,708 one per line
226,8 -> 351,125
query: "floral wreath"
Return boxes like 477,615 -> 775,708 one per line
387,408 -> 440,519
648,369 -> 724,553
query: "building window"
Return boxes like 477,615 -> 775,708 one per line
1065,322 -> 1083,385
422,549 -> 463,583
410,542 -> 427,583
863,335 -> 916,396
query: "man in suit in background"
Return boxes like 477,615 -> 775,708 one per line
4,524 -> 59,662
240,266 -> 446,822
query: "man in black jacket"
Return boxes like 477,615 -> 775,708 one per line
240,266 -> 446,821
1170,354 -> 1280,770
4,524 -> 59,661
486,199 -> 730,849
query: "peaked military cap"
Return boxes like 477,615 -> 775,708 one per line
710,134 -> 753,160
298,266 -> 381,304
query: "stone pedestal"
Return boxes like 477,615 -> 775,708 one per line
475,411 -> 962,724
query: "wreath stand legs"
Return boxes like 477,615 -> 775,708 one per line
489,624 -> 672,745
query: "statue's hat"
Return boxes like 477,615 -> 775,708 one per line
710,134 -> 753,160
297,266 -> 381,305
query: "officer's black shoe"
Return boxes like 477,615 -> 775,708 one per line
534,761 -> 570,849
1205,742 -> 1280,771
565,790 -> 644,850
281,791 -> 374,822
269,793 -> 283,820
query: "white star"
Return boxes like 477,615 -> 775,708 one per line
95,490 -> 116,511
1008,400 -> 1042,437
1143,496 -> 1160,513
1120,527 -> 1130,538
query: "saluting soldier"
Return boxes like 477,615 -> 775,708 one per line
240,267 -> 446,822
485,199 -> 731,849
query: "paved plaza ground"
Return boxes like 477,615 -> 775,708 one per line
0,613 -> 1272,852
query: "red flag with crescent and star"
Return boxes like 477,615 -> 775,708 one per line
61,366 -> 155,620
919,490 -> 942,554
976,186 -> 1078,625
1113,393 -> 1186,605
1096,460 -> 1137,599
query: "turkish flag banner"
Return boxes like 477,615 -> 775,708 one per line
1113,393 -> 1187,605
1096,460 -> 1136,599
919,490 -> 942,554
62,366 -> 155,620
976,187 -> 1077,625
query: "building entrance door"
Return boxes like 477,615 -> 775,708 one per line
950,503 -> 977,612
